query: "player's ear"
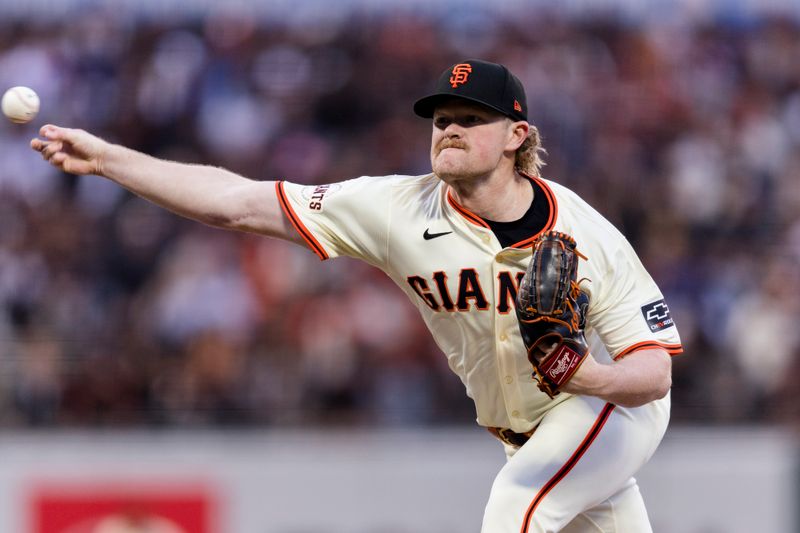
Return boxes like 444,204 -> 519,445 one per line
507,120 -> 530,151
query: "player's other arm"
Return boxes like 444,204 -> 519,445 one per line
30,125 -> 303,244
562,348 -> 672,408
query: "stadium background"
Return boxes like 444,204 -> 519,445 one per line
0,0 -> 798,531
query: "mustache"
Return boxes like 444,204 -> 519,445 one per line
436,139 -> 467,153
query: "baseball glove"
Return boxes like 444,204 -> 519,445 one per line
515,231 -> 590,398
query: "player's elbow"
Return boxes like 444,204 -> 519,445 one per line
615,349 -> 672,407
653,371 -> 672,400
616,372 -> 671,408
649,352 -> 673,401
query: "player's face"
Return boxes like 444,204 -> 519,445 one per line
430,100 -> 518,183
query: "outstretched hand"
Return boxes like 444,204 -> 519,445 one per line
30,125 -> 108,176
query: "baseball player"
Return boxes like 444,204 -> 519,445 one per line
32,59 -> 682,532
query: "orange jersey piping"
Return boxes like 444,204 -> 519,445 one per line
613,341 -> 684,361
446,190 -> 491,229
445,174 -> 558,246
275,181 -> 329,261
509,174 -> 558,249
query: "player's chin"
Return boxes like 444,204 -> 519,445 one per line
433,164 -> 484,184
432,156 -> 467,181
432,167 -> 462,183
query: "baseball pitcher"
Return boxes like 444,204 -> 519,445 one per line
32,59 -> 682,532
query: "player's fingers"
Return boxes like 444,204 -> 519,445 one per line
40,141 -> 63,160
60,155 -> 95,176
39,124 -> 64,140
531,341 -> 558,362
31,138 -> 61,153
50,152 -> 68,166
30,138 -> 48,152
530,346 -> 547,363
39,124 -> 81,144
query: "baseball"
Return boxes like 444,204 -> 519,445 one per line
1,86 -> 40,124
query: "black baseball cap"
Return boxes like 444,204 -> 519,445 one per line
413,59 -> 528,122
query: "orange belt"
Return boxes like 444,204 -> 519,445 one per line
487,426 -> 536,448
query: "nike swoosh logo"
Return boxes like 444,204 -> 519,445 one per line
423,229 -> 453,240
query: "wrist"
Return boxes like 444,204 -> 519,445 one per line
578,358 -> 614,397
561,354 -> 612,396
97,141 -> 124,179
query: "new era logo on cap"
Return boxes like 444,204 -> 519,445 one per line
413,59 -> 528,122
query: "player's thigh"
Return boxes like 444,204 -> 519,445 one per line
560,478 -> 652,533
481,394 -> 668,533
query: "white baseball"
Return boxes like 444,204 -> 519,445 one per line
1,86 -> 40,124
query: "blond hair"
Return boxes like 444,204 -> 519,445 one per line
515,125 -> 546,176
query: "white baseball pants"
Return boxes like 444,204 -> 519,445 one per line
481,392 -> 670,532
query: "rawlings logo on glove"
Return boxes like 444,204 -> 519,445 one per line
515,231 -> 590,398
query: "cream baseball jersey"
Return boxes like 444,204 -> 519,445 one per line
276,173 -> 682,432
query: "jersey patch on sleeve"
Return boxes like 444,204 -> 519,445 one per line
641,299 -> 675,332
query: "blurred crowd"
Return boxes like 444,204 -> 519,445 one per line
0,5 -> 799,428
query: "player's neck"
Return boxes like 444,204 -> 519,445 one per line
448,169 -> 533,222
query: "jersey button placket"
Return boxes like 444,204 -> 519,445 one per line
493,253 -> 522,422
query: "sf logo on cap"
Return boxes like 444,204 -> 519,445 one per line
450,63 -> 472,88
